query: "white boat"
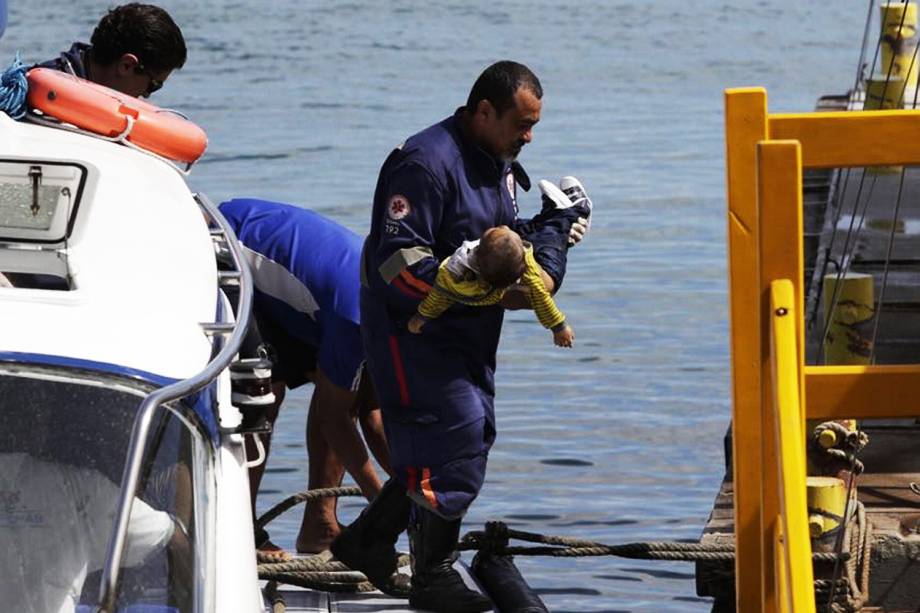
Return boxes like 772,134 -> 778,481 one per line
0,109 -> 264,613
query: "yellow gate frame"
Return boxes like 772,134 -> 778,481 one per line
725,87 -> 920,612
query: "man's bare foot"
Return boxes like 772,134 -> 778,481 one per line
296,520 -> 341,554
256,539 -> 293,563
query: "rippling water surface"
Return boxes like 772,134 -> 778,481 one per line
2,2 -> 869,609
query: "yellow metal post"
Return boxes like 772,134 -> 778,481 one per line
773,522 -> 790,613
770,279 -> 817,613
757,140 -> 804,611
725,87 -> 768,613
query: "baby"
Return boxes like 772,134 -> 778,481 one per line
407,225 -> 575,347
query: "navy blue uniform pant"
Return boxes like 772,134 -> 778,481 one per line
360,288 -> 497,519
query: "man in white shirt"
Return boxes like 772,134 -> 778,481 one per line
0,452 -> 178,613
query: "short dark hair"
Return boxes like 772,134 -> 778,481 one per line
466,60 -> 543,116
478,228 -> 526,288
90,3 -> 187,72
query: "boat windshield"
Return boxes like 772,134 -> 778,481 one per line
0,364 -> 209,613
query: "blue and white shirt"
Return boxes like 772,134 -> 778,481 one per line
220,199 -> 365,390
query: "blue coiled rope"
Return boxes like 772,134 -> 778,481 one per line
0,53 -> 28,119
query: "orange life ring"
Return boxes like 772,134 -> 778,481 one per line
26,67 -> 208,164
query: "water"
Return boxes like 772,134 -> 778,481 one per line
1,1 -> 869,610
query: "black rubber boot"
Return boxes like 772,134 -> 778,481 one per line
330,478 -> 411,596
408,507 -> 492,612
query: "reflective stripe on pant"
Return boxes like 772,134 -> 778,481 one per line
361,291 -> 496,519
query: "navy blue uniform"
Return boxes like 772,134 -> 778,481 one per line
362,111 -> 572,518
220,199 -> 365,391
37,42 -> 89,78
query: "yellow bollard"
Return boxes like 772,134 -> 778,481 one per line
865,75 -> 908,174
807,477 -> 848,540
822,273 -> 875,365
880,1 -> 918,104
865,75 -> 908,110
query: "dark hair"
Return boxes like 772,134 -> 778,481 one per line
466,60 -> 543,116
90,3 -> 187,72
478,228 -> 526,288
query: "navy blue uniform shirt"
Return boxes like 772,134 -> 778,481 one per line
363,110 -> 525,394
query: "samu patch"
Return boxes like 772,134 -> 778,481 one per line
387,194 -> 411,220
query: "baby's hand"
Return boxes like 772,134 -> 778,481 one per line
408,315 -> 426,334
553,325 -> 574,348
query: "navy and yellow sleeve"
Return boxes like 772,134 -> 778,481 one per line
416,262 -> 456,320
520,246 -> 566,330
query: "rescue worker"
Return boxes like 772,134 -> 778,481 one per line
331,61 -> 590,610
219,199 -> 393,559
38,3 -> 186,98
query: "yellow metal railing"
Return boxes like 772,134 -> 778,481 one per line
724,87 -> 920,611
769,279 -> 815,613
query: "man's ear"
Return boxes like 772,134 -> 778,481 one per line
115,53 -> 141,76
475,98 -> 495,122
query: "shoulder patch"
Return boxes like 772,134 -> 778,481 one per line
387,194 -> 411,220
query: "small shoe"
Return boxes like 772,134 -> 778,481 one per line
559,176 -> 593,231
538,179 -> 571,213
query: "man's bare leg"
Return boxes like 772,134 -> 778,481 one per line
296,389 -> 347,553
246,381 -> 289,561
359,408 -> 393,478
296,368 -> 383,553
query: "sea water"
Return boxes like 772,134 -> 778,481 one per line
1,1 -> 867,609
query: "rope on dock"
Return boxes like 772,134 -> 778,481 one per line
258,554 -> 410,575
264,581 -> 286,613
457,521 -> 850,563
255,486 -> 362,530
255,488 -> 854,595
817,501 -> 872,613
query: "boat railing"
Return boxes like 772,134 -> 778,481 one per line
95,192 -> 253,613
725,87 -> 920,612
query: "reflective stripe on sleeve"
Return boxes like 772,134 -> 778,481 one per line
378,246 -> 434,284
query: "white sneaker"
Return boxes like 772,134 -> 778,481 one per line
559,176 -> 592,231
538,179 -> 571,211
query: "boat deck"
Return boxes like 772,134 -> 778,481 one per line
263,588 -> 413,613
